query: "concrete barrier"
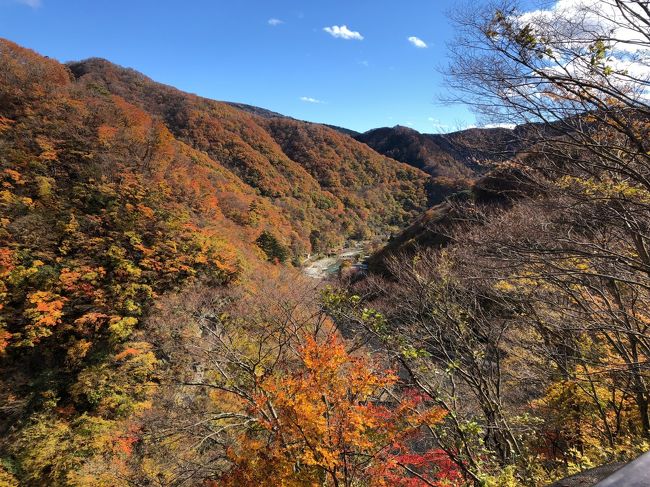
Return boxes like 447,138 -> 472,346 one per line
594,451 -> 650,487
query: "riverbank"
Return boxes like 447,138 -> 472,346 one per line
302,243 -> 368,279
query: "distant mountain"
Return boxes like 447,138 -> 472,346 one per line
225,101 -> 291,119
226,102 -> 361,138
354,124 -> 538,202
355,124 -> 526,175
356,125 -> 475,179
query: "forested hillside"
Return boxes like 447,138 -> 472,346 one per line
0,39 -> 443,486
1,0 -> 649,483
67,58 -> 432,250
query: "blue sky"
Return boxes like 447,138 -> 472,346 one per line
1,0 -> 481,133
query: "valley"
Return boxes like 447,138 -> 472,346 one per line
1,1 -> 649,482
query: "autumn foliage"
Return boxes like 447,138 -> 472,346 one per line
217,334 -> 448,486
0,38 -> 435,486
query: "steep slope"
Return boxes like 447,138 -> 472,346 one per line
67,58 -> 432,251
368,166 -> 536,271
0,39 -> 432,484
263,118 -> 431,234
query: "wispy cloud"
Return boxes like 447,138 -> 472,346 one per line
10,0 -> 41,7
408,36 -> 428,48
324,25 -> 364,41
268,18 -> 284,26
300,96 -> 324,104
428,117 -> 451,132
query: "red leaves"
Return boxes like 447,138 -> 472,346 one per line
373,448 -> 462,487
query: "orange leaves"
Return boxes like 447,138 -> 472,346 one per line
114,347 -> 142,362
59,266 -> 105,296
26,291 -> 66,327
21,291 -> 67,345
112,426 -> 140,456
97,124 -> 118,145
74,312 -> 109,330
136,203 -> 155,219
0,116 -> 15,134
220,332 -> 446,486
35,136 -> 59,162
0,329 -> 12,354
112,96 -> 153,141
0,247 -> 15,278
3,168 -> 24,186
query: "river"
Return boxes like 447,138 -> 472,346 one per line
302,245 -> 367,279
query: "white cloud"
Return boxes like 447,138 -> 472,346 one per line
359,60 -> 369,67
516,0 -> 650,96
408,36 -> 428,48
483,123 -> 517,129
268,18 -> 284,26
300,96 -> 324,104
519,0 -> 648,52
324,25 -> 364,41
15,0 -> 41,7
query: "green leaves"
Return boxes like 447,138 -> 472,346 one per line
255,230 -> 289,264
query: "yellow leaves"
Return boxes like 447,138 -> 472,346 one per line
557,175 -> 650,203
108,316 -> 138,342
0,465 -> 19,487
0,189 -> 33,209
70,341 -> 157,418
35,176 -> 55,198
494,279 -> 518,293
12,411 -> 142,487
0,190 -> 13,204
63,214 -> 79,235
66,339 -> 93,367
